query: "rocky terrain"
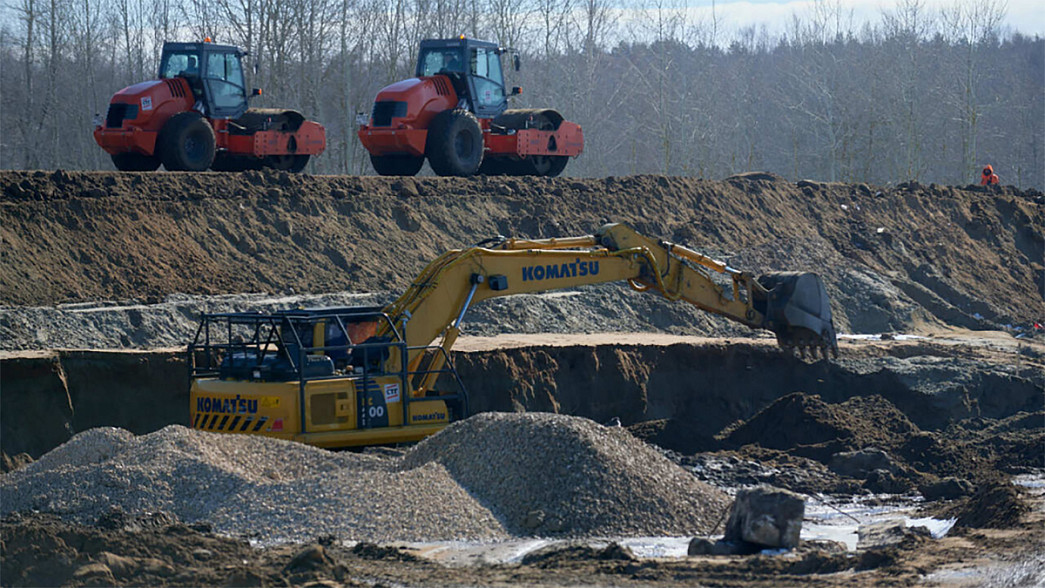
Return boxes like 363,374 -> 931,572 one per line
1,170 -> 1043,587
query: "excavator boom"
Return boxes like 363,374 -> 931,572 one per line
188,222 -> 837,449
381,223 -> 837,374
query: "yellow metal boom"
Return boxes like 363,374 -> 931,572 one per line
380,223 -> 837,385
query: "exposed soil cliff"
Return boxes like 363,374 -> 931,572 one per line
2,171 -> 1042,336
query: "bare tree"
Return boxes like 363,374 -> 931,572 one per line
940,0 -> 1007,184
12,0 -> 40,167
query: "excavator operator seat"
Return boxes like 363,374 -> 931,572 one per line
350,336 -> 392,373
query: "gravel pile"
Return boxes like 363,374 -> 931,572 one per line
0,425 -> 508,544
0,413 -> 729,543
400,412 -> 731,537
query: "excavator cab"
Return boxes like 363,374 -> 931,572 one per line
159,41 -> 250,119
188,306 -> 468,448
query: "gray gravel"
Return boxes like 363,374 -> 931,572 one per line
0,413 -> 729,544
401,412 -> 730,537
0,425 -> 507,544
0,284 -> 761,352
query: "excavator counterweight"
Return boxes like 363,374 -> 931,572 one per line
188,223 -> 837,449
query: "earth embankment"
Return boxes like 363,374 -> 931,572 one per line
4,337 -> 1040,462
2,170 -> 1041,335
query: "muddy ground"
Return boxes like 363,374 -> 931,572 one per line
1,170 -> 1043,586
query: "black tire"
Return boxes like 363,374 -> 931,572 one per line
159,112 -> 216,171
370,154 -> 425,176
111,152 -> 161,171
426,109 -> 483,176
266,154 -> 310,173
528,155 -> 569,177
211,154 -> 262,172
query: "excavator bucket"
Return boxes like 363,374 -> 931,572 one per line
757,272 -> 838,358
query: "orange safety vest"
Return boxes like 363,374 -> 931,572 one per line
980,165 -> 999,186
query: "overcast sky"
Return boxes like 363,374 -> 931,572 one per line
691,0 -> 1044,38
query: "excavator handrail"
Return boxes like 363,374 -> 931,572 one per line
404,343 -> 469,415
188,307 -> 408,380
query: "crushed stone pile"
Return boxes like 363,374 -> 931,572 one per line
0,413 -> 728,543
0,426 -> 506,544
400,412 -> 730,537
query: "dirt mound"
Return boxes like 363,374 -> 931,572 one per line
943,479 -> 1030,529
940,412 -> 1045,474
627,418 -> 720,455
2,171 -> 1042,338
708,391 -> 1032,500
722,393 -> 918,460
894,431 -> 985,480
400,412 -> 730,537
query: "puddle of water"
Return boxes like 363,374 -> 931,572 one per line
838,333 -> 927,341
401,539 -> 553,566
395,500 -> 958,566
1015,473 -> 1045,489
802,493 -> 957,550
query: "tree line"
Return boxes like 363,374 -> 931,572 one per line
1,0 -> 1041,188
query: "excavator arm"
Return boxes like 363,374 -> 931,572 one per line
378,223 -> 837,392
188,222 -> 838,449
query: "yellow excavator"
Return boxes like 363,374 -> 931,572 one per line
188,223 -> 837,448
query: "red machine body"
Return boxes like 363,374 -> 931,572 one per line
95,40 -> 325,173
358,38 -> 583,177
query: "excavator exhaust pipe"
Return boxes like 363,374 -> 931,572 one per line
757,272 -> 838,358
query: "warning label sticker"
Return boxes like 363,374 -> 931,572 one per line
384,383 -> 401,404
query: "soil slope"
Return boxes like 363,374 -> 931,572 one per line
2,171 -> 1041,336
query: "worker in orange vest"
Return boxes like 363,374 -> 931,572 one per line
980,164 -> 1000,186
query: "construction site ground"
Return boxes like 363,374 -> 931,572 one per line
1,170 -> 1043,587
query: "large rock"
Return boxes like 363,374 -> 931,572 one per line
723,485 -> 805,549
829,447 -> 900,478
856,519 -> 932,550
723,484 -> 802,551
919,477 -> 976,500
